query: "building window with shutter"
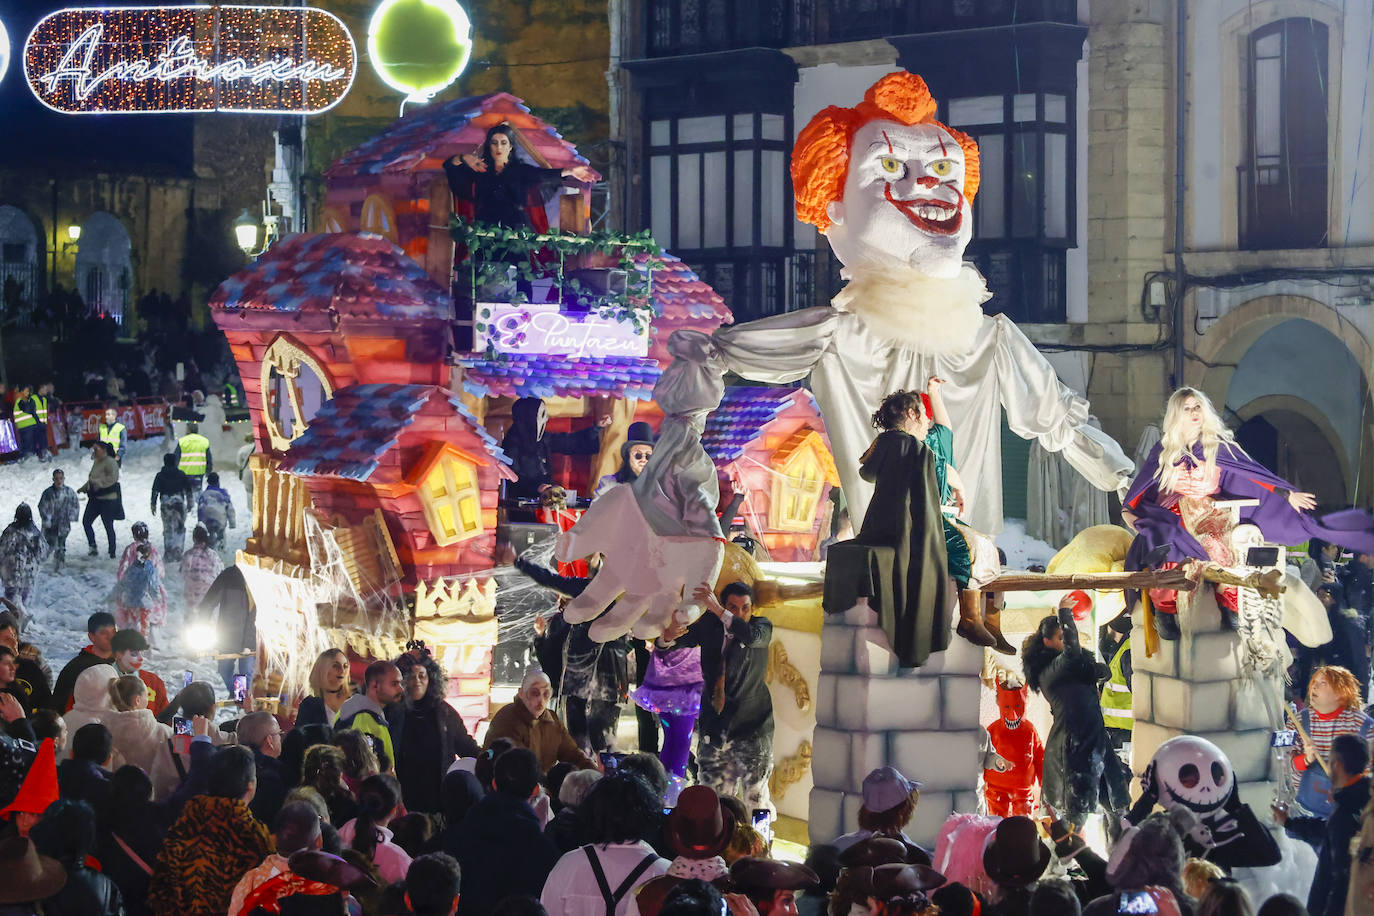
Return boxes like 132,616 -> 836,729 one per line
645,110 -> 792,320
1240,18 -> 1328,250
944,92 -> 1073,324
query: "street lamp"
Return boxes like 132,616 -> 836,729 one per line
233,208 -> 259,254
62,223 -> 81,254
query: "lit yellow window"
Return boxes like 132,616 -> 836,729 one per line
420,456 -> 482,545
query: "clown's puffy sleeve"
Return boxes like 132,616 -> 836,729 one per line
709,306 -> 839,383
990,314 -> 1134,495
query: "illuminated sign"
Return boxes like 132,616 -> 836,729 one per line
476,303 -> 649,359
24,6 -> 357,114
368,0 -> 471,107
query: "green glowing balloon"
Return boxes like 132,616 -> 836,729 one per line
368,0 -> 472,105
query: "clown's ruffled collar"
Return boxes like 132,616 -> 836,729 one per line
831,258 -> 989,356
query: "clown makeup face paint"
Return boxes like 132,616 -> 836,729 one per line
825,120 -> 973,276
116,649 -> 145,674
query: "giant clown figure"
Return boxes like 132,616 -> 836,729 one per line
556,72 -> 1133,645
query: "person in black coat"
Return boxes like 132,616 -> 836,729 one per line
1022,601 -> 1130,831
31,798 -> 125,916
667,581 -> 774,811
57,723 -> 114,817
392,650 -> 480,814
96,766 -> 169,916
1276,734 -> 1370,916
446,748 -> 559,916
499,397 -> 609,499
237,711 -> 288,827
444,122 -> 596,230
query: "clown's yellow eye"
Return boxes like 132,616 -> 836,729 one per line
930,159 -> 956,177
878,156 -> 904,177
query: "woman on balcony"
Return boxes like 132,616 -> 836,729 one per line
444,123 -> 596,231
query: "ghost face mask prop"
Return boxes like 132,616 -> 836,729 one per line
824,120 -> 973,277
1151,736 -> 1235,814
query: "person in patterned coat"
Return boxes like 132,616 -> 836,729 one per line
180,524 -> 223,612
0,504 -> 46,617
149,745 -> 272,916
37,469 -> 79,574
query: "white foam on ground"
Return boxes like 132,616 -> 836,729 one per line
0,437 -> 251,701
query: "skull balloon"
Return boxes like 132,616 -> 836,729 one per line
1150,736 -> 1235,814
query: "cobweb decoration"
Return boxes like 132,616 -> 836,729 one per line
239,561 -> 331,701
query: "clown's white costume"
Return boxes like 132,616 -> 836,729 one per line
558,72 -> 1133,640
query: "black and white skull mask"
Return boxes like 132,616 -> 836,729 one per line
1152,736 -> 1235,814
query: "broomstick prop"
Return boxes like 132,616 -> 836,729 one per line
1285,703 -> 1333,778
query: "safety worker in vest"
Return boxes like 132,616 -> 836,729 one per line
98,407 -> 128,465
12,384 -> 43,461
1098,615 -> 1133,767
176,421 -> 213,492
31,385 -> 49,461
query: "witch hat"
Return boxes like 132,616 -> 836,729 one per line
0,739 -> 59,820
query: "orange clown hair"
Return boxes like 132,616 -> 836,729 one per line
793,71 -> 981,231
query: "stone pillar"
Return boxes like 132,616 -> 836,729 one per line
809,602 -> 985,848
1130,587 -> 1281,810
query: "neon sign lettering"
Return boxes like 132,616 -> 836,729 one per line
25,6 -> 357,114
478,303 -> 650,359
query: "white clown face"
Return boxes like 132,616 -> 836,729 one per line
824,119 -> 973,277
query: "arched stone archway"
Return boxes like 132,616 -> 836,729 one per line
1188,294 -> 1374,507
1232,393 -> 1350,506
0,205 -> 41,319
74,212 -> 133,322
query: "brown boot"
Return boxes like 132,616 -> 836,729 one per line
956,589 -> 997,648
982,593 -> 1017,656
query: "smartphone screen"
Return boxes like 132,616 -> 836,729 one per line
599,752 -> 620,772
233,674 -> 248,703
184,670 -> 194,688
751,808 -> 772,845
173,716 -> 193,736
1119,891 -> 1158,914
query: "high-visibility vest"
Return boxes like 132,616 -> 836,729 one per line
1101,637 -> 1133,731
33,395 -> 47,424
178,433 -> 210,475
99,422 -> 125,453
12,399 -> 36,429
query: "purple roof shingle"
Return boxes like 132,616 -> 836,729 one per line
701,387 -> 819,466
458,355 -> 661,400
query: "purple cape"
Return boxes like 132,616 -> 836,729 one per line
1124,441 -> 1374,571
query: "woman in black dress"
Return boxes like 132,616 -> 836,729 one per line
444,123 -> 596,229
1021,598 -> 1130,831
392,650 -> 480,814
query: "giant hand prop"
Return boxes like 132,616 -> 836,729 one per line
555,332 -> 727,642
554,484 -> 724,641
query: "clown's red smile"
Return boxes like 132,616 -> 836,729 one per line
884,185 -> 963,236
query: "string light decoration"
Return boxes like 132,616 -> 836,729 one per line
24,5 -> 357,114
0,19 -> 10,86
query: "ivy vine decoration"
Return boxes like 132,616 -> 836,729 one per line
451,218 -> 666,329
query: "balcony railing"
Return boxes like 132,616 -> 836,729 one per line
1237,161 -> 1328,250
644,0 -> 1076,56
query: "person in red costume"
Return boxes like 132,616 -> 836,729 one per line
982,677 -> 1044,817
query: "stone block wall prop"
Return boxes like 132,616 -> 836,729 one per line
1130,587 -> 1281,803
810,601 -> 984,848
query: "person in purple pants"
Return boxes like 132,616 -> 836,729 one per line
632,626 -> 704,791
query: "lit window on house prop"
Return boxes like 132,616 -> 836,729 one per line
410,443 -> 485,546
769,428 -> 841,533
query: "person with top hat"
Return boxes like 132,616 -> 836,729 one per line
830,838 -> 942,916
831,766 -> 929,863
0,835 -> 67,913
633,785 -> 737,916
980,816 -> 1051,916
0,738 -> 59,839
595,421 -> 656,498
726,857 -> 820,916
